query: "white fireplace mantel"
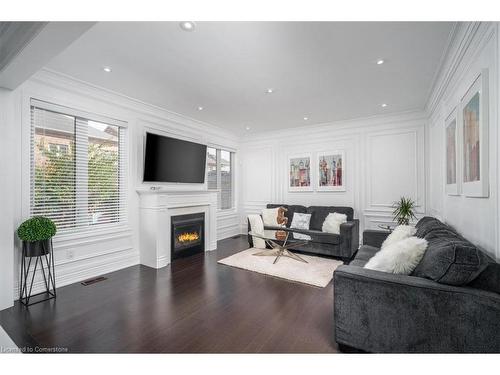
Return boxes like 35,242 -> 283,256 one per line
138,190 -> 218,268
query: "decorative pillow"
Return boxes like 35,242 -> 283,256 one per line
322,212 -> 347,234
247,214 -> 266,249
364,236 -> 428,275
412,237 -> 491,285
381,225 -> 416,249
261,208 -> 279,227
290,213 -> 312,240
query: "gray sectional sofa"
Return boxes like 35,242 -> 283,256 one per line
333,216 -> 500,353
247,204 -> 359,261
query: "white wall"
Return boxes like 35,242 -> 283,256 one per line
426,22 -> 499,259
0,69 -> 240,308
0,88 -> 15,310
239,111 -> 426,234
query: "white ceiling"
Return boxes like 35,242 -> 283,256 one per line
47,22 -> 454,134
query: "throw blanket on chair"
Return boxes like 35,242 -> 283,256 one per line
247,214 -> 266,249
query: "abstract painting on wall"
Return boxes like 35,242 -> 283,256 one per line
288,154 -> 312,191
445,110 -> 459,195
317,151 -> 345,191
461,69 -> 489,197
463,93 -> 480,183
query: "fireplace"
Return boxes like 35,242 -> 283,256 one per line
171,213 -> 205,260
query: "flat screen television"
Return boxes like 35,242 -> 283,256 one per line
143,132 -> 207,183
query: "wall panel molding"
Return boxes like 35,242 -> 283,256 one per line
4,68 -> 240,307
239,112 -> 427,235
365,128 -> 424,211
425,22 -> 498,258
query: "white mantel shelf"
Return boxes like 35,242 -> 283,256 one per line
138,190 -> 218,269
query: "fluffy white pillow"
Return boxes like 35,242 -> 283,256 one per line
322,212 -> 348,234
290,213 -> 312,240
261,208 -> 279,227
381,225 -> 416,249
364,236 -> 428,275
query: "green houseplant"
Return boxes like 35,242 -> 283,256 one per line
392,197 -> 417,225
17,216 -> 57,257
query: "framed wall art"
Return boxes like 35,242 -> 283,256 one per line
445,109 -> 460,195
288,154 -> 312,191
317,151 -> 345,191
461,69 -> 489,197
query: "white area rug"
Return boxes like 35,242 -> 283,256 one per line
218,248 -> 343,287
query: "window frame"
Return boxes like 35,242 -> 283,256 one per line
206,146 -> 235,211
29,98 -> 129,236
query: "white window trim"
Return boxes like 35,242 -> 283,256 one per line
207,147 -> 235,210
28,98 -> 129,236
30,99 -> 128,128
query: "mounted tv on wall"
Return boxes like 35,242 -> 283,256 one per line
143,132 -> 207,183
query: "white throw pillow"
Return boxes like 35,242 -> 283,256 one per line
247,214 -> 266,249
364,236 -> 428,275
381,225 -> 416,249
322,212 -> 348,234
261,208 -> 279,227
290,213 -> 312,240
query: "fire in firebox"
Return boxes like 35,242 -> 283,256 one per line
177,232 -> 200,243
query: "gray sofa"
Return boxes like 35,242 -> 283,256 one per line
247,204 -> 359,261
334,216 -> 500,353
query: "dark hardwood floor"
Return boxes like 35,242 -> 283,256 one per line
0,235 -> 338,353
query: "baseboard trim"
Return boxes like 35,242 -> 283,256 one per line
14,249 -> 139,299
217,226 -> 241,241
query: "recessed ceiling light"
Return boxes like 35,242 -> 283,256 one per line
197,106 -> 204,111
376,59 -> 385,65
303,117 -> 309,121
245,125 -> 251,131
180,21 -> 196,32
265,88 -> 274,94
103,66 -> 112,73
381,103 -> 388,108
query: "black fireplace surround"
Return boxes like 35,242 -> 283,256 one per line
171,213 -> 205,260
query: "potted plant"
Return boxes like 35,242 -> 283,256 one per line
392,197 -> 417,225
17,216 -> 57,257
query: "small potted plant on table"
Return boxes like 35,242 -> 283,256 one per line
17,216 -> 57,306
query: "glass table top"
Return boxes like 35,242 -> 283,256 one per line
248,229 -> 311,242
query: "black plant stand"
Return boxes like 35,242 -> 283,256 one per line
19,239 -> 56,307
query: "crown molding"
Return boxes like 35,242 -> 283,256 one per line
240,109 -> 427,143
425,22 -> 495,116
28,68 -> 239,145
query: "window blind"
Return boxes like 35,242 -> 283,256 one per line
206,147 -> 234,210
30,99 -> 127,234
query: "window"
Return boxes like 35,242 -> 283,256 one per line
31,100 -> 127,234
206,147 -> 218,190
206,147 -> 234,210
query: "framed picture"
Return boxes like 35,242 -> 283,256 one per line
288,154 -> 312,191
445,109 -> 459,195
317,151 -> 346,191
461,69 -> 489,197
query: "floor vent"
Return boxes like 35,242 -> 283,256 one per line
81,276 -> 107,286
